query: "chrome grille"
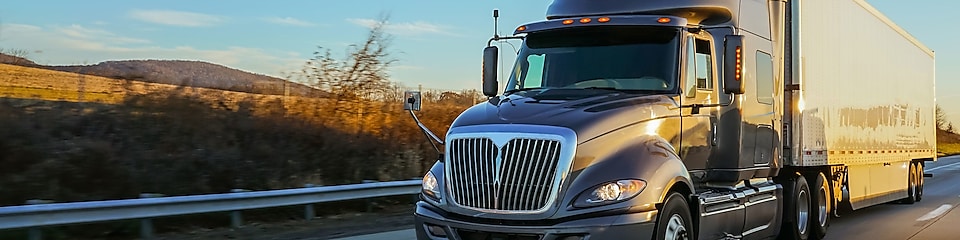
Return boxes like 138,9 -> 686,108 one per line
447,137 -> 563,212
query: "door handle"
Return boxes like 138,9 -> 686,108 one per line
883,163 -> 891,166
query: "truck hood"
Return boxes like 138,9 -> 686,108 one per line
449,92 -> 680,143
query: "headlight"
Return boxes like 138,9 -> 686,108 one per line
422,171 -> 440,200
575,179 -> 646,208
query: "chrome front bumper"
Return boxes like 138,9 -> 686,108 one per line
414,201 -> 658,240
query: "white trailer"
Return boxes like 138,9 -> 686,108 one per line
787,0 -> 936,210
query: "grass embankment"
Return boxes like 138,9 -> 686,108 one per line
0,62 -> 478,239
0,63 -> 127,103
0,63 -> 310,111
937,129 -> 960,156
0,63 -> 468,206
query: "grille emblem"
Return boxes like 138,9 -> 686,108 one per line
493,149 -> 503,184
488,136 -> 512,185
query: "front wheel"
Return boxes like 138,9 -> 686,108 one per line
655,192 -> 693,240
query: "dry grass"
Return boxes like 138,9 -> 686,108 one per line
0,63 -> 328,116
937,129 -> 960,156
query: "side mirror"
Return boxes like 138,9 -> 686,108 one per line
723,35 -> 745,94
482,46 -> 499,97
403,91 -> 422,111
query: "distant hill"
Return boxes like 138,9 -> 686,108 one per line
46,60 -> 323,97
0,53 -> 321,97
0,52 -> 39,67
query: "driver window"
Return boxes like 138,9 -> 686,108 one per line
685,37 -> 714,98
684,37 -> 697,98
695,39 -> 713,90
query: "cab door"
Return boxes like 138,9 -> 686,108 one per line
680,33 -> 749,236
678,35 -> 719,176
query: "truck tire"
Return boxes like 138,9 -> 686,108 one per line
779,175 -> 811,240
900,163 -> 917,204
655,192 -> 692,240
810,172 -> 831,239
916,163 -> 924,202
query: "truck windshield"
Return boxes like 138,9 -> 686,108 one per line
505,26 -> 681,95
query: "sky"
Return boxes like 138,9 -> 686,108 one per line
0,0 -> 957,125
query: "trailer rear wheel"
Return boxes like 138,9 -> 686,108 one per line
810,172 -> 831,239
901,163 -> 918,204
778,175 -> 811,240
655,192 -> 692,240
916,163 -> 924,201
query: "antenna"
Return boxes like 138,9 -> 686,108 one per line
493,9 -> 500,39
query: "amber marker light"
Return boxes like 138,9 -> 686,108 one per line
657,17 -> 672,23
580,18 -> 592,23
562,19 -> 575,25
598,17 -> 611,23
735,46 -> 743,80
516,26 -> 527,32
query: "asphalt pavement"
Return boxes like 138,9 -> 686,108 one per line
825,155 -> 960,240
337,156 -> 960,240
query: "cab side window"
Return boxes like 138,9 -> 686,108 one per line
685,37 -> 714,98
756,51 -> 774,104
684,38 -> 697,97
694,39 -> 713,90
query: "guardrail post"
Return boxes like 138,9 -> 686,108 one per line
411,178 -> 422,203
229,189 -> 250,228
303,184 -> 320,220
25,200 -> 53,240
362,180 -> 378,212
138,193 -> 165,239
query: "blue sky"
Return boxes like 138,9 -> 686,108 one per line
1,0 -> 958,125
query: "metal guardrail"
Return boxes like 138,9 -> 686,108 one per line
0,179 -> 422,235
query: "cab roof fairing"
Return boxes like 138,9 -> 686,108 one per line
513,15 -> 688,35
545,0 -> 740,26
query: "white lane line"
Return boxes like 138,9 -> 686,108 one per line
925,161 -> 960,172
916,204 -> 952,222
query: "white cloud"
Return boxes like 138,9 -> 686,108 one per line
55,25 -> 150,44
263,17 -> 315,27
391,65 -> 424,71
4,23 -> 42,32
347,18 -> 454,36
129,10 -> 224,27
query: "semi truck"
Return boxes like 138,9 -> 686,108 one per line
407,0 -> 936,239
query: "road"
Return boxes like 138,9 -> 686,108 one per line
337,156 -> 960,240
825,155 -> 960,240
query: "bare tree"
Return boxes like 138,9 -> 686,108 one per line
0,48 -> 31,65
301,15 -> 396,128
936,104 -> 947,130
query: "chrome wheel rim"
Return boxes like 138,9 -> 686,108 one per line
798,188 -> 810,235
917,165 -> 924,197
908,167 -> 916,196
817,184 -> 828,226
665,213 -> 689,240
